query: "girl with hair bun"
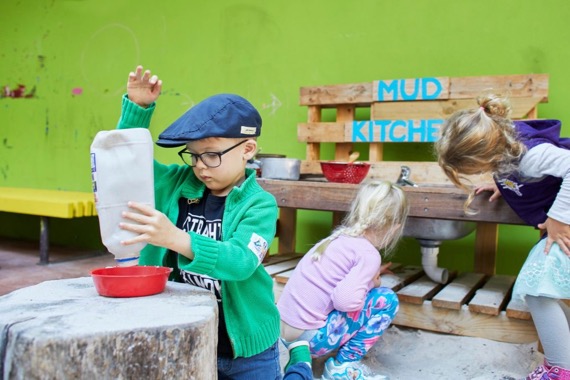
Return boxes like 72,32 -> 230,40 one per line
435,93 -> 570,379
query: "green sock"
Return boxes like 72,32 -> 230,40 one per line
285,340 -> 312,373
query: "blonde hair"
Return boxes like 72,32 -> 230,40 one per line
311,180 -> 409,260
434,92 -> 526,214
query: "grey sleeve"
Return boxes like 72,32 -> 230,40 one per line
519,143 -> 570,224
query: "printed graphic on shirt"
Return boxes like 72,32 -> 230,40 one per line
498,178 -> 524,197
248,232 -> 268,265
182,211 -> 222,239
181,270 -> 221,298
180,210 -> 222,298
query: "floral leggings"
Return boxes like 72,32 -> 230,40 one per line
307,286 -> 399,363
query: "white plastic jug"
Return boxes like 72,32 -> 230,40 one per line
90,128 -> 155,266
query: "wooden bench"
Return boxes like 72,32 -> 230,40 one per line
0,187 -> 97,264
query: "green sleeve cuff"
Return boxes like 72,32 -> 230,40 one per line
179,232 -> 219,274
117,94 -> 156,129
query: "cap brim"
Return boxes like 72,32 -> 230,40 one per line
155,138 -> 188,148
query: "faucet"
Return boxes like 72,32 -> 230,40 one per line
396,166 -> 419,187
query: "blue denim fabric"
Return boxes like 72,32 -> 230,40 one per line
217,341 -> 282,380
283,363 -> 313,380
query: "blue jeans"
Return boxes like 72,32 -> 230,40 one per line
217,341 -> 282,380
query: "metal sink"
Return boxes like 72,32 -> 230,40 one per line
403,217 -> 476,242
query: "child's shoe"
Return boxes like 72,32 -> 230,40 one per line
523,360 -> 570,380
322,357 -> 388,380
284,340 -> 312,373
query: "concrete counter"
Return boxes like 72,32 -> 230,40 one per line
0,277 -> 217,380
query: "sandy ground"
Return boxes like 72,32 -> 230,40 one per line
280,326 -> 543,380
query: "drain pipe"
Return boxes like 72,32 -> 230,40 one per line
418,239 -> 449,284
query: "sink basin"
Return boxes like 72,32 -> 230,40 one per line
403,217 -> 476,242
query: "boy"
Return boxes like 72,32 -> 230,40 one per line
118,66 -> 281,379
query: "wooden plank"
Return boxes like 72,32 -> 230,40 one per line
306,105 -> 321,161
263,253 -> 301,265
277,208 -> 297,254
393,301 -> 538,344
373,77 -> 450,102
257,178 -> 525,225
334,105 -> 355,160
299,74 -> 548,106
263,257 -> 302,277
371,96 -> 544,120
449,74 -> 549,101
300,82 -> 373,106
432,272 -> 487,310
474,223 -> 499,275
468,275 -> 515,316
506,298 -> 532,320
381,265 -> 424,291
397,275 -> 446,305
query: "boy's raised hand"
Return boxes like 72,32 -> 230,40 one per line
127,65 -> 163,108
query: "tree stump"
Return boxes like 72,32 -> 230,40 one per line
0,277 -> 217,379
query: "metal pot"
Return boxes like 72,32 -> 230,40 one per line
259,157 -> 301,180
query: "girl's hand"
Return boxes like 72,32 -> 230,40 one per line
475,183 -> 502,202
127,65 -> 163,108
119,201 -> 193,259
373,262 -> 394,288
537,217 -> 570,256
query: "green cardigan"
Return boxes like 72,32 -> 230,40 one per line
117,95 -> 280,359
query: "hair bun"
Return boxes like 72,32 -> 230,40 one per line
476,92 -> 512,118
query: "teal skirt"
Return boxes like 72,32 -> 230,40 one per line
512,238 -> 570,302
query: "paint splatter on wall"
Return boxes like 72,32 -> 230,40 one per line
1,84 -> 36,98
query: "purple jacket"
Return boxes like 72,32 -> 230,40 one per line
495,120 -> 570,227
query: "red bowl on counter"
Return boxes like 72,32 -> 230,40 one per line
320,161 -> 371,184
91,266 -> 173,298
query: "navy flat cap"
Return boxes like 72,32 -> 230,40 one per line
156,93 -> 262,147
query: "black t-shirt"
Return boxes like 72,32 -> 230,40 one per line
174,190 -> 234,357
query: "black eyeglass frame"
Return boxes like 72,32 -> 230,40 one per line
177,139 -> 248,168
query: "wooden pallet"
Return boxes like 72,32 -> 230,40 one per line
272,262 -> 540,344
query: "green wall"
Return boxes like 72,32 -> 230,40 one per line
1,0 -> 569,275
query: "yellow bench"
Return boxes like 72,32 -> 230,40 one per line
0,187 -> 97,264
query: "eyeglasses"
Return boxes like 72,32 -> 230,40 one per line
178,139 -> 248,168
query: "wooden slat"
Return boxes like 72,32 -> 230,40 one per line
449,74 -> 548,101
300,82 -> 373,106
373,77 -> 450,101
506,298 -> 532,320
474,223 -> 499,275
299,74 -> 548,106
371,96 -> 544,120
277,208 -> 297,255
263,257 -> 302,277
257,178 -> 525,225
306,105 -> 321,161
381,265 -> 424,291
468,275 -> 516,316
432,272 -> 487,310
394,301 -> 538,344
397,275 -> 447,305
334,105 -> 355,160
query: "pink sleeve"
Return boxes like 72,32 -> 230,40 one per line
331,246 -> 381,312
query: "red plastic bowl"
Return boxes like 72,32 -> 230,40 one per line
320,161 -> 371,184
91,266 -> 173,298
